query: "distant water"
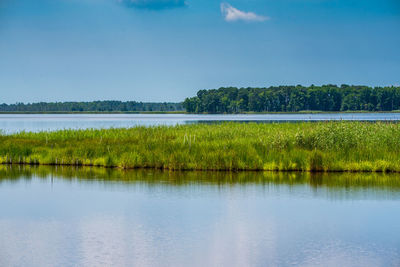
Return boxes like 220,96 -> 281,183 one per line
0,166 -> 400,267
1,113 -> 400,133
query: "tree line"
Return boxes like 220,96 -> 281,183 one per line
183,85 -> 400,113
3,85 -> 400,113
0,101 -> 183,112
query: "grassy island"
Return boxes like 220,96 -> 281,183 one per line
1,122 -> 400,172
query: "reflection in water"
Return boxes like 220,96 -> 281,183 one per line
0,166 -> 399,266
1,165 -> 400,200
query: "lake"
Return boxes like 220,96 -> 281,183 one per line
0,166 -> 399,266
1,113 -> 400,133
2,115 -> 400,267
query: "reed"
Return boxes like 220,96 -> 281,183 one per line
1,122 -> 400,172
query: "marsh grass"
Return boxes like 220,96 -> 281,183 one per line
1,122 -> 400,172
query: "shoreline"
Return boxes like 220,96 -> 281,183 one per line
2,162 -> 400,173
1,110 -> 400,115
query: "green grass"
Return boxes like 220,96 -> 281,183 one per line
1,122 -> 400,172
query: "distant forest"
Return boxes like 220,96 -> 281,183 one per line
0,101 -> 183,112
3,85 -> 400,113
183,85 -> 400,113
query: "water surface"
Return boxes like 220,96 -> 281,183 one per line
1,113 -> 400,133
0,166 -> 399,267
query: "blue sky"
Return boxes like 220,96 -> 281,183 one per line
0,0 -> 399,103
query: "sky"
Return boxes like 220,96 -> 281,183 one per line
0,0 -> 399,103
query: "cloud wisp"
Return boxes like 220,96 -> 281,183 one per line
220,3 -> 269,22
118,0 -> 186,10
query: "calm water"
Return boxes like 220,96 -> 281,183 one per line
1,113 -> 400,133
0,166 -> 399,267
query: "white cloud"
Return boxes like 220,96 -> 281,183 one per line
220,3 -> 269,22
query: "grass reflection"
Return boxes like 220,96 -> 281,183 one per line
0,165 -> 399,192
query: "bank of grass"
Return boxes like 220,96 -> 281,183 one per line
1,122 -> 400,172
